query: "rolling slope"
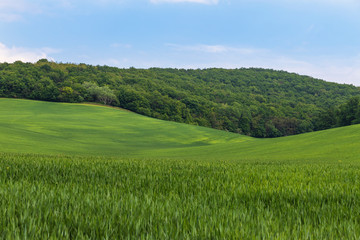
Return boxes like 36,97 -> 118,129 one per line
1,98 -> 359,163
2,98 -> 360,239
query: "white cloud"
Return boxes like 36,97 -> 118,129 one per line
0,43 -> 58,63
150,0 -> 219,4
167,43 -> 261,54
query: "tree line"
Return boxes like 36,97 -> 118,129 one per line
0,59 -> 359,137
315,96 -> 360,130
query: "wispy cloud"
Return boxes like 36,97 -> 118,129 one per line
167,44 -> 261,54
163,43 -> 360,86
298,0 -> 359,4
288,56 -> 360,86
0,0 -> 28,11
0,43 -> 59,63
0,0 -> 25,22
0,0 -> 128,22
0,13 -> 22,22
150,0 -> 219,5
0,0 -> 357,22
253,0 -> 360,9
0,0 -> 43,22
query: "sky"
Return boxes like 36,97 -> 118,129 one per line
1,0 -> 360,86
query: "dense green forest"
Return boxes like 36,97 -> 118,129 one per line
1,59 -> 359,137
315,96 -> 360,130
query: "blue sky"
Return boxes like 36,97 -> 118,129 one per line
1,0 -> 360,86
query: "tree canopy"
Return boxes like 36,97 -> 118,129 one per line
1,60 -> 359,137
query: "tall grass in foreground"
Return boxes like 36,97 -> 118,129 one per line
1,152 -> 360,239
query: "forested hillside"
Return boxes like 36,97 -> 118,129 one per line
1,59 -> 359,137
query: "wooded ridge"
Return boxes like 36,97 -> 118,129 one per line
1,59 -> 359,137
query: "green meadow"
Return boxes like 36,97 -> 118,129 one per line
1,98 -> 360,239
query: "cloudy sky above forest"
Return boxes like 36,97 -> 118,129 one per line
1,0 -> 360,85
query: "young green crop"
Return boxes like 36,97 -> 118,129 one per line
1,98 -> 360,239
1,153 -> 360,239
0,98 -> 360,163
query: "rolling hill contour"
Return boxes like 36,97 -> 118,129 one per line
1,98 -> 359,163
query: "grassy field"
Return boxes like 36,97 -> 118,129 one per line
1,98 -> 360,162
0,98 -> 244,157
1,98 -> 360,239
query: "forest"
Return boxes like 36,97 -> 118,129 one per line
1,59 -> 359,137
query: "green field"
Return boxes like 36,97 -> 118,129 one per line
1,98 -> 360,239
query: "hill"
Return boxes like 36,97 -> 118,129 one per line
2,98 -> 360,238
1,98 -> 359,163
1,60 -> 359,137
